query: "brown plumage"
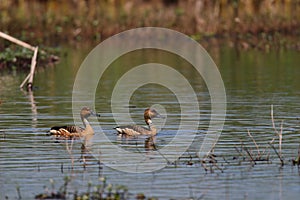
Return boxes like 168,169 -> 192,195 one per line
49,107 -> 100,139
114,108 -> 163,136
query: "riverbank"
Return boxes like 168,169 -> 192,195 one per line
1,0 -> 299,50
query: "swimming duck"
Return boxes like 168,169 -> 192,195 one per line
114,108 -> 163,136
49,107 -> 100,139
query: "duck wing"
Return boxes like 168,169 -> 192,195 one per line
114,125 -> 151,136
49,125 -> 84,138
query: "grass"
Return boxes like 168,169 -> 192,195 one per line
33,176 -> 162,200
34,176 -> 136,200
1,1 -> 299,71
0,0 -> 299,49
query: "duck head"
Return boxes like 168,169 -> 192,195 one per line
144,108 -> 164,125
80,107 -> 101,119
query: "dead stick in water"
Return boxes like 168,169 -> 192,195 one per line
279,120 -> 283,159
27,46 -> 38,89
247,129 -> 260,157
0,32 -> 41,89
271,105 -> 278,135
234,146 -> 244,159
268,142 -> 284,166
0,31 -> 35,51
270,105 -> 283,161
20,73 -> 31,89
0,31 -> 46,53
244,146 -> 256,165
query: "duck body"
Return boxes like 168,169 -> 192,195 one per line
114,108 -> 162,137
49,107 -> 100,139
49,125 -> 83,139
115,124 -> 156,136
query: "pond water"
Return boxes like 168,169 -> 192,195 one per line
0,44 -> 300,199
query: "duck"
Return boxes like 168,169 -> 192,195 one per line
114,108 -> 163,136
49,107 -> 100,139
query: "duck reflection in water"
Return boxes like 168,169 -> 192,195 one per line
48,107 -> 100,167
144,136 -> 157,152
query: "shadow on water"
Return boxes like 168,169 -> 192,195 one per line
0,45 -> 300,199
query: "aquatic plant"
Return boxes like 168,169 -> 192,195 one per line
0,45 -> 59,70
34,176 -> 132,200
35,176 -> 69,199
233,105 -> 286,167
200,153 -> 224,173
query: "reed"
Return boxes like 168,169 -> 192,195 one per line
269,104 -> 284,166
0,0 -> 299,47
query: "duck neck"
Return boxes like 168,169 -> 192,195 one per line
81,116 -> 94,135
145,118 -> 152,125
148,123 -> 156,130
146,119 -> 157,134
81,116 -> 90,128
148,124 -> 157,136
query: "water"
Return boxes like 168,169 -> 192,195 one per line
0,45 -> 300,199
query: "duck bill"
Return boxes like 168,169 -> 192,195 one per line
91,111 -> 101,117
155,114 -> 165,119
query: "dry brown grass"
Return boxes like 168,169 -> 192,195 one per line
0,0 -> 299,46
